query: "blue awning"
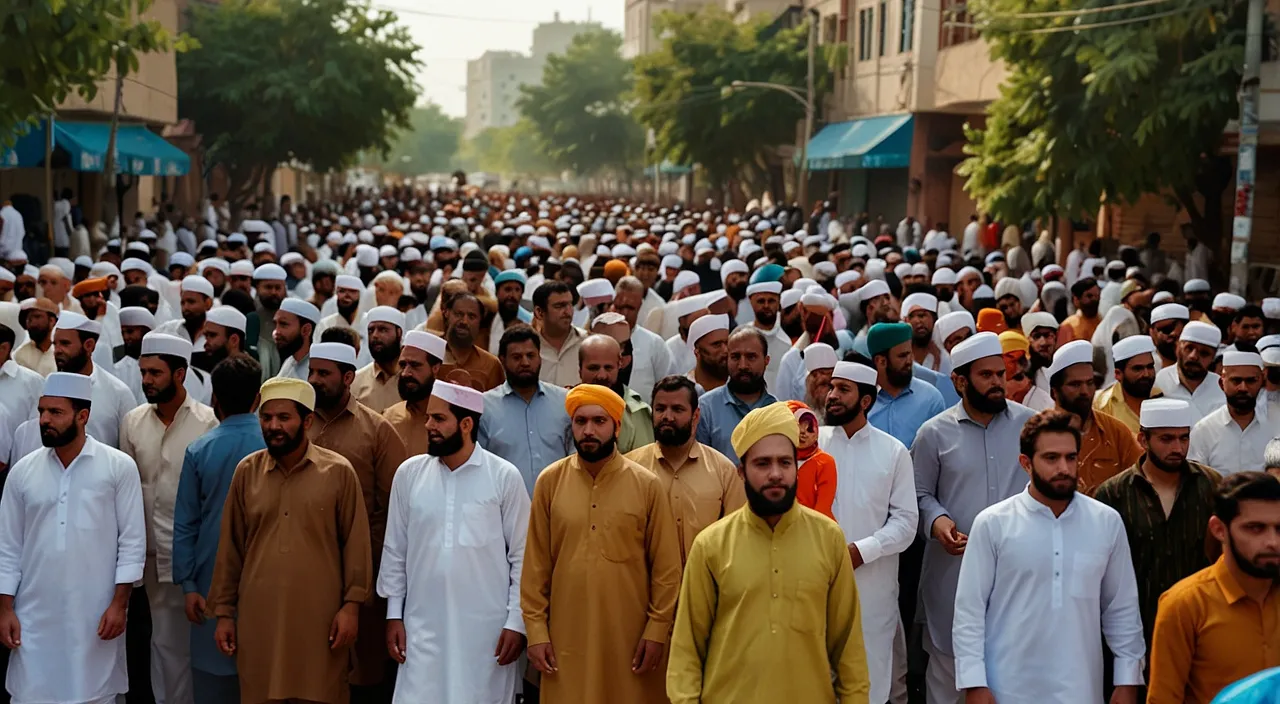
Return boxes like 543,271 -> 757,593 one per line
1,119 -> 189,176
805,114 -> 914,171
643,160 -> 693,177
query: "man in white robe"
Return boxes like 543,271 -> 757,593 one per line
50,312 -> 138,449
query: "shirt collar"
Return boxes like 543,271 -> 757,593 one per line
622,386 -> 647,412
0,359 -> 16,378
745,500 -> 800,535
1212,556 -> 1250,605
269,441 -> 321,473
220,413 -> 260,428
724,387 -> 773,411
1015,485 -> 1078,519
955,401 -> 1011,428
500,381 -> 546,399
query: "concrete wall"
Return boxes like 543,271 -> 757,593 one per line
930,39 -> 1006,112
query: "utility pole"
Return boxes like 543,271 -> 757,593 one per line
799,9 -> 819,210
1229,0 -> 1265,295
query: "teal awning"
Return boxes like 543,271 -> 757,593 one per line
805,114 -> 913,171
643,160 -> 693,177
1,119 -> 189,175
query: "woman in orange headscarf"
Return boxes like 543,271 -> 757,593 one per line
785,400 -> 837,520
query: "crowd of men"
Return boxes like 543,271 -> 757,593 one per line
0,188 -> 1276,704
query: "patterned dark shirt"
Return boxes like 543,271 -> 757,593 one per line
1094,458 -> 1221,651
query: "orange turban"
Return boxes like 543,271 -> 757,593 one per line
565,384 -> 625,426
72,277 -> 109,298
976,308 -> 1007,335
603,259 -> 630,283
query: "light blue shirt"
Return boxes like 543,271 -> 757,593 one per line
1213,667 -> 1280,703
913,363 -> 961,408
775,329 -> 857,401
695,385 -> 778,464
478,381 -> 572,497
171,413 -> 266,677
868,376 -> 946,449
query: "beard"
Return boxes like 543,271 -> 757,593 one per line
82,301 -> 101,319
1031,468 -> 1078,501
912,327 -> 932,345
727,370 -> 765,396
427,426 -> 465,457
1058,393 -> 1093,420
276,332 -> 303,359
397,375 -> 433,403
1029,350 -> 1052,372
574,433 -> 616,463
40,422 -> 78,448
1080,302 -> 1099,318
964,378 -> 1008,414
824,399 -> 863,427
338,300 -> 359,319
1229,536 -> 1280,579
1120,375 -> 1156,400
371,341 -> 401,366
265,425 -> 306,457
183,311 -> 206,331
1179,359 -> 1208,382
655,419 -> 694,447
886,364 -> 913,389
143,380 -> 178,404
27,327 -> 49,345
123,341 -> 143,359
506,369 -> 539,389
258,294 -> 283,311
781,314 -> 804,339
744,477 -> 797,518
411,284 -> 429,303
1227,391 -> 1258,414
754,309 -> 777,328
726,282 -> 747,301
311,382 -> 344,409
1156,340 -> 1177,361
498,299 -> 520,322
56,349 -> 89,374
701,355 -> 729,379
205,344 -> 231,368
1148,450 -> 1187,474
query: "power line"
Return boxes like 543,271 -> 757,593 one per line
373,4 -> 544,24
981,0 -> 1172,20
945,3 -> 1204,33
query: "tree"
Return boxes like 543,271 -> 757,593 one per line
457,120 -> 558,177
178,0 -> 420,220
633,8 -> 840,200
519,28 -> 644,179
373,103 -> 463,173
959,0 -> 1246,256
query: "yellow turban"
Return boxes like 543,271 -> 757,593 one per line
260,377 -> 316,411
730,402 -> 800,461
998,330 -> 1029,356
565,384 -> 624,426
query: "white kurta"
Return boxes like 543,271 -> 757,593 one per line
820,423 -> 918,704
277,353 -> 310,381
953,489 -> 1145,703
113,355 -> 213,407
377,446 -> 530,704
0,359 -> 43,426
628,326 -> 672,404
86,365 -> 140,449
665,334 -> 695,377
1154,365 -> 1225,423
1188,402 -> 1280,474
0,438 -> 147,704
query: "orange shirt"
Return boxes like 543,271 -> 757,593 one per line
796,448 -> 837,520
1077,408 -> 1143,494
1057,311 -> 1102,346
1148,556 -> 1280,704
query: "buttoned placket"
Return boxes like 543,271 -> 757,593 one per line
443,466 -> 458,550
1050,512 -> 1065,608
55,455 -> 83,552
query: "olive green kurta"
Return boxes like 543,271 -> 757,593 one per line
207,443 -> 372,704
521,451 -> 683,704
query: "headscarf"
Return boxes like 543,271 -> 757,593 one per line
1091,305 -> 1141,388
730,401 -> 800,461
565,384 -> 624,427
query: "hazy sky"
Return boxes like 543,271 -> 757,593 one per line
380,0 -> 625,118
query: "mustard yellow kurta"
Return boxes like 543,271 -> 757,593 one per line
382,399 -> 428,457
206,443 -> 372,704
667,503 -> 870,704
625,440 -> 746,564
350,361 -> 401,413
1093,382 -> 1163,435
521,452 -> 683,704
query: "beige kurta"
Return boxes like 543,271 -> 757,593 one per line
521,452 -> 683,704
382,399 -> 428,457
13,339 -> 55,377
350,361 -> 401,413
308,394 -> 408,686
207,443 -> 372,704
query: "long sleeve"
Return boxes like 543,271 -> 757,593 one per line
336,464 -> 373,606
666,537 -> 716,704
853,446 -> 918,565
499,465 -> 532,634
376,463 -> 411,618
912,425 -> 947,541
1099,517 -> 1146,686
828,529 -> 870,704
0,469 -> 26,595
207,464 -> 248,618
642,482 -> 682,643
519,470 -> 554,646
1147,591 -> 1199,704
114,455 -> 146,584
171,447 -> 202,593
952,511 -> 997,690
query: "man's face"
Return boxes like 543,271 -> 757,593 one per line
374,279 -> 402,308
1232,315 -> 1265,347
1222,364 -> 1263,415
943,326 -> 973,352
259,399 -> 308,457
38,396 -> 84,448
907,310 -> 934,345
1075,286 -> 1101,318
273,311 -> 304,357
121,325 -> 147,356
956,356 -> 1007,413
579,342 -> 620,391
53,329 -> 91,373
539,291 -> 575,336
314,275 -> 335,298
694,329 -> 728,377
571,405 -> 617,463
256,281 -> 286,311
308,358 -> 350,409
25,310 -> 53,342
408,269 -> 430,299
738,434 -> 798,517
125,270 -> 149,287
780,304 -> 803,336
203,322 -> 236,364
204,269 -> 226,293
180,292 -> 210,325
501,339 -> 541,388
139,355 -> 179,404
1177,340 -> 1215,383
1054,364 -> 1096,420
1022,431 -> 1079,501
397,346 -> 437,403
445,298 -> 482,347
14,275 -> 35,300
367,322 -> 402,365
496,282 -> 525,320
1118,353 -> 1157,400
1218,499 -> 1280,580
1028,327 -> 1057,369
997,296 -> 1023,328
1140,426 -> 1190,473
610,289 -> 643,329
865,294 -> 895,325
461,269 -> 484,293
336,287 -> 361,317
958,275 -> 981,305
724,272 -> 747,300
936,284 -> 954,301
228,275 -> 252,294
750,293 -> 779,328
78,292 -> 103,319
881,342 -> 914,388
1151,319 -> 1184,360
805,368 -> 833,414
824,378 -> 867,427
727,333 -> 767,395
38,272 -> 68,301
424,395 -> 466,457
652,388 -> 697,447
634,262 -> 659,288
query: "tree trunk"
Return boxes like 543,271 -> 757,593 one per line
1176,154 -> 1233,288
102,62 -> 126,238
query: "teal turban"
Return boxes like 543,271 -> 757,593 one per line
867,322 -> 913,357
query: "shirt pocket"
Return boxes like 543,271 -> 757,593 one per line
1069,552 -> 1108,599
74,486 -> 112,530
600,510 -> 644,563
790,579 -> 825,634
458,501 -> 502,548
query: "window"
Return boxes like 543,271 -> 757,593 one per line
938,0 -> 979,48
878,1 -> 887,56
858,7 -> 874,60
900,0 -> 915,52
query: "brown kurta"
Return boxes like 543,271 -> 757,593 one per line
439,342 -> 505,392
206,443 -> 372,704
382,399 -> 428,457
350,361 -> 400,413
521,452 -> 683,704
308,394 -> 408,686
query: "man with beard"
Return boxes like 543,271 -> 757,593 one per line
119,332 -> 218,704
384,330 -> 446,458
1210,293 -> 1246,342
819,361 -> 917,704
1148,472 -> 1280,702
853,280 -> 897,342
487,269 -> 532,357
687,313 -> 729,393
611,277 -> 672,403
719,259 -> 752,326
36,313 -> 136,450
744,281 -> 790,391
158,276 -> 215,350
305,340 -> 407,703
309,259 -> 340,313
250,263 -> 287,375
274,297 -> 320,381
350,306 -> 404,413
625,375 -> 744,565
955,266 -> 983,312
904,292 -> 948,374
1048,340 -> 1142,494
401,261 -> 432,331
520,384 -> 682,704
1094,336 -> 1163,434
479,325 -> 572,497
668,401 -> 870,704
697,327 -> 777,464
778,288 -> 805,343
317,275 -> 368,351
993,276 -> 1026,332
953,409 -> 1145,704
1189,351 -> 1280,474
1149,302 -> 1188,371
912,331 -> 1035,704
866,322 -> 946,449
208,377 -> 372,704
203,306 -> 248,369
1059,278 -> 1102,345
226,260 -> 254,296
439,293 -> 504,392
801,342 -> 838,421
1096,399 -> 1221,660
15,297 -> 58,376
112,306 -> 158,405
578,333 -> 653,454
37,263 -> 79,314
1155,321 -> 1227,422
1226,304 -> 1267,353
378,380 -> 530,704
0,372 -> 146,704
776,292 -> 856,403
1021,311 -> 1059,391
664,297 -> 709,378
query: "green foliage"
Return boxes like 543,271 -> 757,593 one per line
458,120 -> 558,176
0,0 -> 189,143
372,103 -> 463,173
178,0 -> 421,210
959,0 -> 1245,237
633,7 -> 839,191
518,28 -> 644,178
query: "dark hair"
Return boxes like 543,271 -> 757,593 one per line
498,323 -> 540,358
0,324 -> 14,348
446,292 -> 481,314
74,330 -> 100,345
728,326 -> 768,355
841,352 -> 879,408
651,374 -> 698,408
1234,304 -> 1265,325
70,397 -> 92,413
1019,409 -> 1081,457
1214,471 -> 1280,525
211,354 -> 263,415
448,402 -> 482,441
141,352 -> 189,373
119,284 -> 159,308
532,280 -> 572,311
219,288 -> 256,315
317,328 -> 358,375
1070,277 -> 1098,300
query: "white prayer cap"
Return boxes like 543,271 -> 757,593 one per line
181,275 -> 215,299
1020,311 -> 1059,335
687,313 -> 729,350
1152,291 -> 1174,305
817,262 -> 840,279
335,274 -> 364,291
279,297 -> 321,324
1262,298 -> 1280,320
42,371 -> 92,401
612,244 -> 637,258
1150,303 -> 1190,324
121,259 -> 152,274
355,244 -> 379,267
253,242 -> 276,255
1139,398 -> 1195,430
226,233 -> 247,246
719,259 -> 748,283
832,361 -> 877,385
1213,293 -> 1245,310
54,311 -> 102,336
118,307 -> 156,329
281,252 -> 305,266
835,270 -> 860,289
577,278 -> 614,303
747,281 -> 783,297
858,279 -> 890,302
141,332 -> 192,362
901,293 -> 937,317
379,245 -> 398,258
430,380 -> 485,415
404,330 -> 446,359
0,268 -> 13,283
803,343 -> 838,373
673,270 -> 700,293
794,278 -> 818,291
1183,278 -> 1211,293
1264,347 -> 1280,367
893,262 -> 911,280
669,296 -> 709,320
1179,321 -> 1221,348
994,277 -> 1022,301
229,260 -> 254,277
400,248 -> 422,263
957,266 -> 983,281
169,252 -> 194,269
311,341 -> 357,367
73,255 -> 93,269
1113,335 -> 1156,363
973,284 -> 995,299
661,254 -> 682,269
366,306 -> 405,330
931,268 -> 958,286
937,310 -> 976,343
781,288 -> 804,309
199,258 -> 229,275
591,312 -> 627,328
1258,334 -> 1280,352
911,263 -> 931,277
950,331 -> 1003,368
801,292 -> 837,311
206,306 -> 247,332
1222,350 -> 1264,369
1048,339 -> 1094,378
253,263 -> 287,281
